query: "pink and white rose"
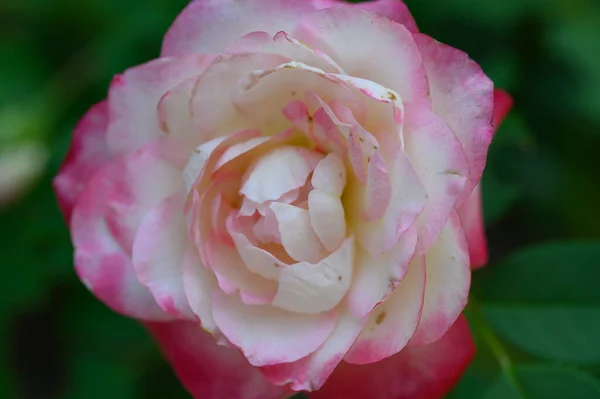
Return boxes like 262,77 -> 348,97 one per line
54,1 -> 512,398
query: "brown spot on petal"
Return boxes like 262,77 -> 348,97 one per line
358,136 -> 365,143
376,311 -> 386,325
337,275 -> 342,281
387,91 -> 398,101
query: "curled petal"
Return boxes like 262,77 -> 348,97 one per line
183,137 -> 227,197
241,146 -> 323,204
364,150 -> 392,221
273,236 -> 354,314
352,150 -> 427,256
226,31 -> 344,73
190,53 -> 288,140
311,152 -> 347,197
270,202 -> 328,263
182,248 -> 219,333
308,190 -> 346,252
227,213 -> 287,280
212,291 -> 337,366
344,255 -> 425,364
262,309 -> 368,391
233,61 -> 362,135
347,228 -> 418,318
310,315 -> 475,399
410,213 -> 471,345
294,8 -> 428,105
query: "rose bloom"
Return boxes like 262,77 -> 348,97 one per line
54,1 -> 513,398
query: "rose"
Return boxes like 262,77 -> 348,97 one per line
54,0 -> 512,398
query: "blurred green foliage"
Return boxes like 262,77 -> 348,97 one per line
0,0 -> 599,398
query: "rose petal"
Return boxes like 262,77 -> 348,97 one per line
346,228 -> 418,318
414,33 -> 494,206
273,236 -> 354,314
261,309 -> 368,391
212,291 -> 337,366
311,152 -> 347,197
294,8 -> 428,105
183,137 -> 228,197
311,0 -> 419,33
351,150 -> 427,256
241,146 -> 322,205
410,212 -> 471,345
310,315 -> 475,399
404,106 -> 470,252
270,202 -> 328,263
182,248 -> 219,333
457,184 -> 488,269
104,140 -> 182,254
190,53 -> 288,141
227,213 -> 287,280
54,101 -> 111,223
106,55 -> 213,155
132,194 -> 194,319
344,254 -> 425,364
161,0 -> 318,56
146,321 -> 288,399
70,161 -> 170,321
226,31 -> 345,73
233,61 -> 362,136
308,190 -> 346,252
493,88 -> 513,131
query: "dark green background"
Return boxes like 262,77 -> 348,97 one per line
1,0 -> 599,398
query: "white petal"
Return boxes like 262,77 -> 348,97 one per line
346,227 -> 418,318
344,255 -> 426,364
273,236 -> 354,314
311,152 -> 347,197
270,202 -> 328,263
240,146 -> 322,204
308,190 -> 346,252
212,291 -> 337,366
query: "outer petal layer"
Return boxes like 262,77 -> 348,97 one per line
146,321 -> 288,399
70,161 -> 170,321
161,0 -> 317,56
457,184 -> 488,269
311,0 -> 419,33
309,315 -> 475,399
414,33 -> 494,206
106,55 -> 213,155
410,213 -> 470,345
54,101 -> 111,223
294,8 -> 428,104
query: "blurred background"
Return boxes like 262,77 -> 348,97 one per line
1,0 -> 599,398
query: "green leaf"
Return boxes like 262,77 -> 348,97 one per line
474,242 -> 600,364
485,306 -> 600,365
485,366 -> 600,399
473,242 -> 600,304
